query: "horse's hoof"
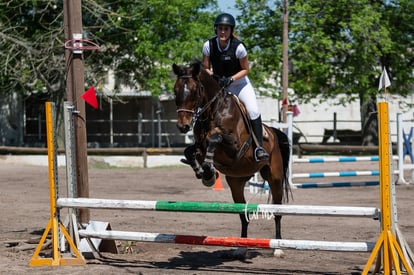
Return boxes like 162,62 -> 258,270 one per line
273,249 -> 285,258
201,163 -> 215,186
202,176 -> 215,187
180,158 -> 192,165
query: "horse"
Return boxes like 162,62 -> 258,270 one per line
172,61 -> 291,257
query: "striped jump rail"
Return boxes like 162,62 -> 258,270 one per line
56,198 -> 380,219
78,230 -> 375,252
250,156 -> 383,192
293,181 -> 380,188
292,170 -> 380,179
293,156 -> 380,163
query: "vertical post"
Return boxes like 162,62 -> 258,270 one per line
64,102 -> 77,199
378,102 -> 392,233
38,113 -> 42,141
157,108 -> 162,147
151,103 -> 155,147
110,98 -> 113,145
396,113 -> 406,184
47,102 -> 60,265
30,102 -> 59,266
63,102 -> 78,248
63,0 -> 89,223
362,101 -> 413,274
286,111 -> 294,188
138,112 -> 143,145
333,112 -> 337,142
281,0 -> 289,123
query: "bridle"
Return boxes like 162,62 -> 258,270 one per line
175,74 -> 223,121
176,75 -> 197,114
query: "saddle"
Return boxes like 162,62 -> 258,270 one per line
228,93 -> 269,161
230,93 -> 269,140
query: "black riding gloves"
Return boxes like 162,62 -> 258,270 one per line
220,76 -> 233,88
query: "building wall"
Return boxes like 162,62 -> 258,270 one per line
257,93 -> 414,144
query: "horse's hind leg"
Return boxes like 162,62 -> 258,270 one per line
261,165 -> 285,258
226,176 -> 251,259
270,181 -> 285,257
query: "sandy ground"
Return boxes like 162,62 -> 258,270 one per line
1,156 -> 413,275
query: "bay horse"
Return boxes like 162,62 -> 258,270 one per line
172,61 -> 291,257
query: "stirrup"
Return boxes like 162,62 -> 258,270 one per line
254,147 -> 269,162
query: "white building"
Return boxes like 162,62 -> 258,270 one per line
258,93 -> 414,143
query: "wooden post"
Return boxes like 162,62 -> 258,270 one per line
63,0 -> 89,223
281,0 -> 289,123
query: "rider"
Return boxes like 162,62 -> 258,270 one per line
202,13 -> 269,162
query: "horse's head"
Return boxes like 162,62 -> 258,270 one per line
172,62 -> 203,133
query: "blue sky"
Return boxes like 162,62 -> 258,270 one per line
217,0 -> 240,16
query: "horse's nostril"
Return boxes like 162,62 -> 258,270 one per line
182,125 -> 190,133
177,124 -> 190,133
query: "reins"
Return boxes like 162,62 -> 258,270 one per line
176,74 -> 224,121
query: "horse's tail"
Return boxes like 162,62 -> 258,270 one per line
272,127 -> 292,202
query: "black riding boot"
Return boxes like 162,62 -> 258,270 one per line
250,116 -> 269,161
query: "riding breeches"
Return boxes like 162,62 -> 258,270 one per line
227,77 -> 261,120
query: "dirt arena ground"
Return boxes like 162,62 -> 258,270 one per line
1,156 -> 413,274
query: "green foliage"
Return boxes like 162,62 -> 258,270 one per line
84,0 -> 217,95
237,0 -> 414,105
2,0 -> 413,106
0,0 -> 217,101
0,1 -> 65,101
236,0 -> 284,95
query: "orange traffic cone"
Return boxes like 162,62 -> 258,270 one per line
213,172 -> 224,191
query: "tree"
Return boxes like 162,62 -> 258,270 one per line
236,0 -> 284,93
0,1 -> 65,101
237,0 -> 414,145
0,0 -> 217,101
84,0 -> 217,95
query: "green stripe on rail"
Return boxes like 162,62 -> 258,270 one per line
155,201 -> 259,213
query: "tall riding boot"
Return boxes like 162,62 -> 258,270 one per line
250,116 -> 269,161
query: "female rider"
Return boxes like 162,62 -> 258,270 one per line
202,13 -> 269,162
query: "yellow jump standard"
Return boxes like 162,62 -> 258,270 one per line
29,102 -> 85,266
362,101 -> 413,275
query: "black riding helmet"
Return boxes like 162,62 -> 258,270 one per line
214,13 -> 235,33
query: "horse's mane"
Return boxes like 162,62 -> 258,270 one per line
190,60 -> 221,90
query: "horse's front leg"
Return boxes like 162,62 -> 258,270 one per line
200,134 -> 222,187
181,144 -> 203,179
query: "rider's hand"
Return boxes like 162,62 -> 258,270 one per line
220,76 -> 233,88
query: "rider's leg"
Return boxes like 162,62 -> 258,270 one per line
250,115 -> 269,161
236,81 -> 269,162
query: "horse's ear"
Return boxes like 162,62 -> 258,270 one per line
191,62 -> 201,78
172,63 -> 180,76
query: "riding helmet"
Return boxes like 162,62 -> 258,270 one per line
214,13 -> 236,32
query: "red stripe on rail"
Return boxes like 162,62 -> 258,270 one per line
174,235 -> 271,248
